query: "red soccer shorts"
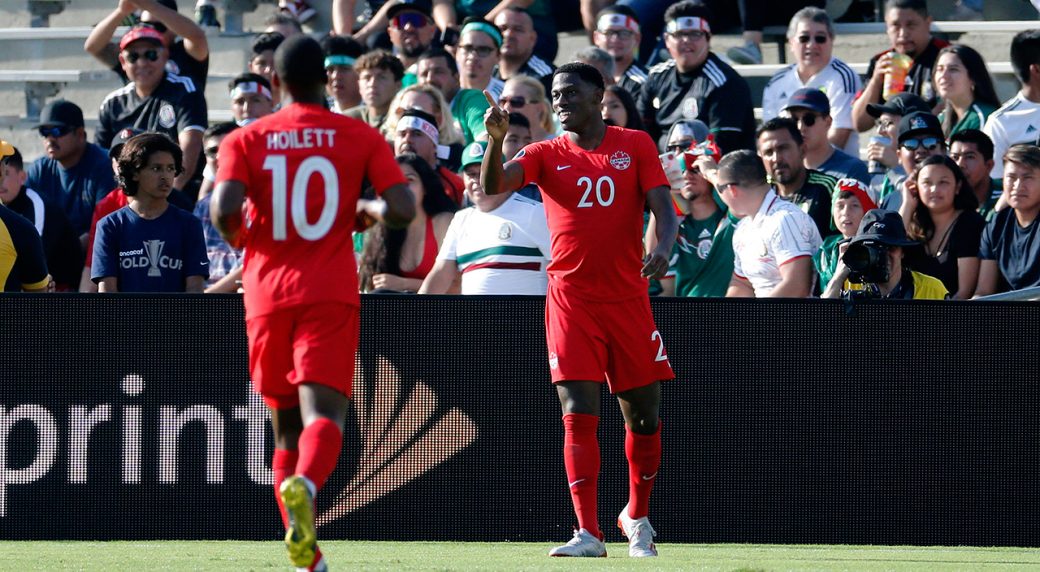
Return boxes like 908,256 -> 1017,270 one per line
545,285 -> 674,393
245,302 -> 359,408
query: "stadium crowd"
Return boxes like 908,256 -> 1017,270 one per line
2,0 -> 1040,301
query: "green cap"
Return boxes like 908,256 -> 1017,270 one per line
459,141 -> 488,171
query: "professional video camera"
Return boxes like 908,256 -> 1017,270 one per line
841,240 -> 889,299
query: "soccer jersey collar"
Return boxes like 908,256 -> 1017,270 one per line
750,188 -> 779,222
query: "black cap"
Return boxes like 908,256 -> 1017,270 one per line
387,0 -> 433,20
866,93 -> 930,118
849,209 -> 918,247
109,127 -> 146,159
783,87 -> 831,115
897,111 -> 943,143
35,99 -> 84,129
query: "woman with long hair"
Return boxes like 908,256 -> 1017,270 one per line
901,154 -> 984,299
381,84 -> 464,147
933,44 -> 1000,137
601,84 -> 644,131
358,154 -> 457,293
499,75 -> 555,141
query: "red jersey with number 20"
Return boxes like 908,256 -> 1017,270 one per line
217,102 -> 406,318
512,126 -> 669,301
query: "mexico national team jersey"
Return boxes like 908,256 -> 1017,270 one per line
512,126 -> 669,301
217,102 -> 406,318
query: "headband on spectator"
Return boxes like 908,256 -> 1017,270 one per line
230,81 -> 272,101
833,178 -> 878,211
461,21 -> 503,48
324,55 -> 357,68
597,14 -> 639,33
666,17 -> 710,34
398,114 -> 452,160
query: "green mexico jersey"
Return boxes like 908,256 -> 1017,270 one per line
674,209 -> 736,297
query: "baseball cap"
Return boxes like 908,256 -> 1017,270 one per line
108,127 -> 146,159
866,92 -> 929,118
387,0 -> 433,20
35,99 -> 84,129
783,88 -> 831,115
119,25 -> 167,50
459,141 -> 487,171
833,178 -> 878,211
666,119 -> 710,150
897,111 -> 943,143
849,209 -> 918,247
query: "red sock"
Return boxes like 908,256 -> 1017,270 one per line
296,417 -> 343,491
562,413 -> 601,538
272,448 -> 299,528
625,422 -> 661,520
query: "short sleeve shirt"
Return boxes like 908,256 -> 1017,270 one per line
908,209 -> 985,294
26,144 -> 117,236
674,208 -> 735,297
511,125 -> 668,301
780,170 -> 837,239
983,93 -> 1040,179
979,207 -> 1040,291
617,62 -> 648,97
96,73 -> 208,150
732,189 -> 823,296
761,58 -> 862,156
216,102 -> 407,318
817,148 -> 870,186
863,38 -> 948,108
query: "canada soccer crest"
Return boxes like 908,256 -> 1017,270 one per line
610,151 -> 631,170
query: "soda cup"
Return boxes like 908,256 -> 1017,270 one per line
883,53 -> 913,100
867,135 -> 891,174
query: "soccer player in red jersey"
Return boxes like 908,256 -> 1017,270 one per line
481,62 -> 679,558
211,36 -> 414,571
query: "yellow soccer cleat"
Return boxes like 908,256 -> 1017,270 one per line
279,475 -> 317,568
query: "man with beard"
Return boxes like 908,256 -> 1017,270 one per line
394,108 -> 465,205
493,8 -> 555,95
672,145 -> 735,297
756,117 -> 837,238
387,0 -> 440,87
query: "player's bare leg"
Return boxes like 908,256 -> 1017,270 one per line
549,381 -> 607,557
279,383 -> 350,570
615,381 -> 661,557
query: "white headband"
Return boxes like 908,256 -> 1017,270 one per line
597,14 -> 639,33
397,115 -> 440,146
666,17 -> 710,34
230,81 -> 272,101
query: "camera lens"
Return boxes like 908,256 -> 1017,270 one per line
843,242 -> 875,273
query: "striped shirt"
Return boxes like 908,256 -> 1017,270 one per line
984,92 -> 1040,179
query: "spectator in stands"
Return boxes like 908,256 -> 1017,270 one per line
601,85 -> 643,131
0,140 -> 50,292
762,7 -> 861,156
672,145 -> 735,297
386,0 -> 441,87
193,122 -> 242,293
781,88 -> 870,185
815,178 -> 878,290
322,35 -> 366,114
228,73 -> 274,127
347,50 -> 405,130
934,45 -> 1000,138
193,0 -> 219,29
96,25 -> 208,200
851,0 -> 948,133
756,117 -> 838,238
385,84 -> 466,171
86,0 -> 209,90
92,133 -> 207,293
707,149 -> 821,297
499,76 -> 555,142
882,110 -> 948,211
821,208 -> 949,300
358,153 -> 457,292
726,0 -> 825,66
574,47 -> 616,87
26,100 -> 116,245
976,144 -> 1040,295
984,30 -> 1040,180
419,141 -> 551,294
901,154 -> 984,299
393,108 -> 466,205
949,130 -> 1003,221
455,18 -> 505,101
493,8 -> 555,95
457,0 -> 558,64
263,11 -> 304,38
418,47 -> 490,145
344,0 -> 453,55
277,0 -> 317,24
502,112 -> 541,202
865,93 -> 930,200
592,5 -> 647,96
638,2 -> 755,154
0,147 -> 81,291
248,32 -> 285,106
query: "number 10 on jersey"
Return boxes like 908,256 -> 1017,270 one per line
264,154 -> 340,241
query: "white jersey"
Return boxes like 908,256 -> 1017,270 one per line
761,57 -> 862,157
732,189 -> 822,297
438,193 -> 551,295
984,92 -> 1040,179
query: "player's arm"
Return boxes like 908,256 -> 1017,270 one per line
211,180 -> 246,248
643,185 -> 678,279
770,257 -> 815,298
480,91 -> 525,195
726,274 -> 755,298
359,183 -> 416,230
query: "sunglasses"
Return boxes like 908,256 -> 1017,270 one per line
667,142 -> 692,153
204,146 -> 220,159
901,137 -> 941,151
458,44 -> 495,57
499,96 -> 531,108
796,34 -> 828,45
794,112 -> 820,127
124,49 -> 160,64
391,13 -> 430,29
141,21 -> 168,34
38,125 -> 73,138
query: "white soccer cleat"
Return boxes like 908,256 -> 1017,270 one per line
548,528 -> 607,557
617,505 -> 658,557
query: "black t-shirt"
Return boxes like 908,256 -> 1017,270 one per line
780,170 -> 837,239
617,62 -> 648,98
864,37 -> 949,108
909,209 -> 985,294
111,40 -> 210,91
637,52 -> 755,154
979,207 -> 1040,291
493,54 -> 556,98
96,72 -> 208,151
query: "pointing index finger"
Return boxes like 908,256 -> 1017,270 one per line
483,89 -> 500,111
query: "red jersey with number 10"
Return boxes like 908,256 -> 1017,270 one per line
217,102 -> 406,318
513,126 -> 669,301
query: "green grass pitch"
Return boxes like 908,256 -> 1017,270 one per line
3,542 -> 1039,571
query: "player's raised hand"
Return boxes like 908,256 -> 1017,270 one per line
483,90 -> 509,141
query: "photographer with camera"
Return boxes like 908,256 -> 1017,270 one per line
822,209 -> 948,300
